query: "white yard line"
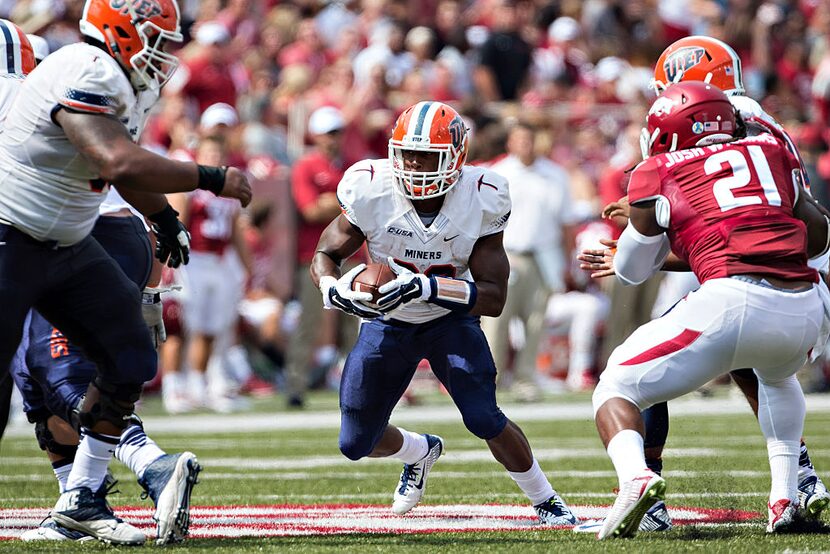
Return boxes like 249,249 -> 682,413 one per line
6,394 -> 830,437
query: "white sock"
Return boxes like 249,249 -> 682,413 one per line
162,373 -> 180,398
768,440 -> 800,502
191,372 -> 208,405
115,425 -> 166,481
65,430 -> 119,492
52,460 -> 73,494
508,458 -> 555,505
606,429 -> 647,487
391,428 -> 429,464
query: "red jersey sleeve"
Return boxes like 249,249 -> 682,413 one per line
626,158 -> 663,205
598,165 -> 629,207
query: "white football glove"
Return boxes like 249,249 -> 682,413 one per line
320,264 -> 382,319
141,287 -> 166,348
375,257 -> 431,313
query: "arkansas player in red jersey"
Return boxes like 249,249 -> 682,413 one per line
171,136 -> 253,411
588,82 -> 830,539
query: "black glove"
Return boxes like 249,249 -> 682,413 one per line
148,204 -> 190,268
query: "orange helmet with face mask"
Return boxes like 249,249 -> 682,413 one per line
79,0 -> 183,91
389,101 -> 469,200
652,35 -> 744,96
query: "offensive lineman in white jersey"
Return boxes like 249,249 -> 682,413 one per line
0,0 -> 251,545
574,36 -> 830,534
0,21 -> 36,443
312,101 -> 578,525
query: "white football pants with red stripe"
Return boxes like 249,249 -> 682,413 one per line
594,276 -> 825,501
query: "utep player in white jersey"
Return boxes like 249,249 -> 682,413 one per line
0,0 -> 251,546
587,36 -> 830,534
312,101 -> 579,525
12,181 -> 202,545
0,21 -> 36,443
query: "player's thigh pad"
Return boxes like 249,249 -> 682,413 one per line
427,315 -> 507,440
594,279 -> 745,413
91,215 -> 153,289
0,225 -> 50,374
728,280 -> 822,382
35,236 -> 156,387
338,320 -> 421,460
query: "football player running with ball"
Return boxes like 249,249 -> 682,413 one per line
312,101 -> 578,525
589,82 -> 830,539
0,0 -> 250,545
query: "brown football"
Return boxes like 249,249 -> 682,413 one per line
351,263 -> 396,306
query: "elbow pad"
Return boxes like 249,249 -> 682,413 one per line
615,223 -> 671,286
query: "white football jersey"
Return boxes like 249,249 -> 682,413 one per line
0,74 -> 22,123
0,43 -> 157,246
338,159 -> 511,323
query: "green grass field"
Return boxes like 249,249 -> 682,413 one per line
2,390 -> 830,552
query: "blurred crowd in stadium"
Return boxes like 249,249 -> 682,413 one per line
6,0 -> 830,412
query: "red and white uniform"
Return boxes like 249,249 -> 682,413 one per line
183,190 -> 242,335
630,134 -> 816,284
594,134 -> 826,412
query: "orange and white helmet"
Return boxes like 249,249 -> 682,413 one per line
389,101 -> 469,200
80,0 -> 183,91
0,20 -> 35,76
652,35 -> 744,97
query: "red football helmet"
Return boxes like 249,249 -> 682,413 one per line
0,20 -> 35,76
389,101 -> 469,200
80,0 -> 183,91
641,82 -> 736,158
652,35 -> 744,96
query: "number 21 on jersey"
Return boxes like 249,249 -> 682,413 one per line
704,145 -> 783,212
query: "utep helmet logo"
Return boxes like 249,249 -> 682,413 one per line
649,96 -> 676,117
109,0 -> 162,19
448,116 -> 466,149
664,47 -> 706,83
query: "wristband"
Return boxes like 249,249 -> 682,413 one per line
197,165 -> 227,196
142,291 -> 161,304
148,203 -> 179,227
427,276 -> 478,313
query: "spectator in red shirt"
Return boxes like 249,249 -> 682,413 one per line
285,106 -> 352,408
166,22 -> 238,113
279,18 -> 332,76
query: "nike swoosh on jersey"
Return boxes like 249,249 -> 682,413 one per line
443,235 -> 459,242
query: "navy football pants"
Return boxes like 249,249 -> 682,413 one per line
339,313 -> 508,460
0,217 -> 155,418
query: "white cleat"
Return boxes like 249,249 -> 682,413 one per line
51,487 -> 145,546
139,452 -> 202,544
597,470 -> 666,540
20,516 -> 94,542
767,498 -> 798,533
797,473 -> 830,519
392,434 -> 444,515
574,499 -> 673,534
